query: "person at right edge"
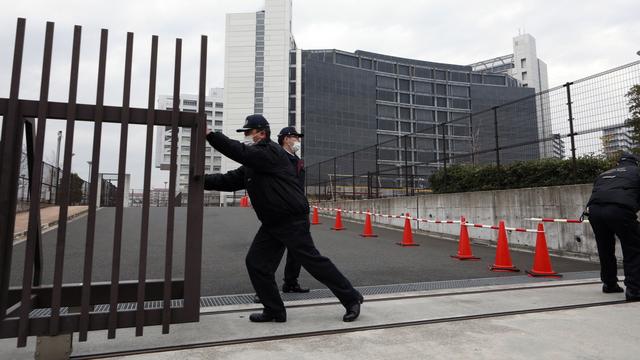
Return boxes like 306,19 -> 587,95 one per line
585,152 -> 640,301
203,114 -> 364,322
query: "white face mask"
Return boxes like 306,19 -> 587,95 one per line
242,135 -> 256,146
291,142 -> 301,153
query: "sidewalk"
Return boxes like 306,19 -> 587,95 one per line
13,206 -> 89,242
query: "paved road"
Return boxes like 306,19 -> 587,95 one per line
10,207 -> 599,296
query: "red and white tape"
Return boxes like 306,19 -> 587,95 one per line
525,217 -> 589,224
312,206 -> 541,233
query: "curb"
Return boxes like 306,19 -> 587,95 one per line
12,208 -> 90,242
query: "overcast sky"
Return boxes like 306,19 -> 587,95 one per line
1,0 -> 639,189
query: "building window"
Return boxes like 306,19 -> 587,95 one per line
215,111 -> 223,117
449,71 -> 469,83
399,93 -> 411,104
377,76 -> 396,90
361,58 -> 373,69
204,101 -> 213,107
436,84 -> 447,96
521,58 -> 527,68
413,95 -> 434,106
335,53 -> 359,67
398,64 -> 410,76
522,71 -> 528,81
398,79 -> 410,91
413,81 -> 433,94
377,61 -> 396,74
183,100 -> 197,106
377,88 -> 396,102
215,120 -> 223,126
377,104 -> 397,119
215,102 -> 223,108
434,70 -> 447,80
449,85 -> 470,97
414,67 -> 433,79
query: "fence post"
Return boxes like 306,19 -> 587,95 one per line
441,123 -> 447,184
375,143 -> 380,198
404,135 -> 409,196
469,113 -> 475,165
351,152 -> 356,200
333,157 -> 337,201
493,106 -> 501,188
565,82 -> 577,178
317,162 -> 321,201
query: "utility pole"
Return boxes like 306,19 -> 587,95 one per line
55,130 -> 62,169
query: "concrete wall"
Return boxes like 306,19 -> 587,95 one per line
319,184 -> 612,261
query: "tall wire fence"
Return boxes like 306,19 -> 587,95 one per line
305,61 -> 640,200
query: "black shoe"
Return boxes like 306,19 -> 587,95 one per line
253,294 -> 261,303
626,288 -> 640,302
343,292 -> 364,322
282,283 -> 310,293
249,312 -> 287,323
603,283 -> 624,293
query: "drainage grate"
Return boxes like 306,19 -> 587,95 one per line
27,271 -> 601,317
197,270 -> 602,308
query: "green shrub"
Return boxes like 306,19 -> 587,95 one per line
429,156 -> 616,193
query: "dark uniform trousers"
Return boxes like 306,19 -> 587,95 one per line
589,204 -> 640,292
246,217 -> 359,315
283,252 -> 301,286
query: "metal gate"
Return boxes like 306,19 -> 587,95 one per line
0,18 -> 206,347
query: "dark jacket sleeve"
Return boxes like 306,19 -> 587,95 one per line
204,166 -> 245,191
206,132 -> 278,172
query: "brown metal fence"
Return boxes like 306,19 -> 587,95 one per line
0,18 -> 206,347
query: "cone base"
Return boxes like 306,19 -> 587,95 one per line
396,242 -> 420,247
525,269 -> 562,278
451,255 -> 481,261
360,234 -> 378,237
331,227 -> 346,231
489,264 -> 520,272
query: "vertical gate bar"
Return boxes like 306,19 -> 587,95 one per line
107,32 -> 134,339
79,28 -> 108,343
17,21 -> 53,347
163,38 -> 182,334
49,24 -> 82,336
0,17 -> 25,324
183,34 -> 207,323
135,34 -> 158,337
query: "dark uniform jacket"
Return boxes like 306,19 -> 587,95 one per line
284,150 -> 305,189
204,132 -> 309,225
587,159 -> 640,212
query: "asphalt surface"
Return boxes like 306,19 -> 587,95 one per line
10,207 -> 600,296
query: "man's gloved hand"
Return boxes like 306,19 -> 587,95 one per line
579,207 -> 589,222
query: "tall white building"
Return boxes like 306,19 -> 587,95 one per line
155,88 -> 224,193
470,33 -> 552,158
602,125 -> 635,157
221,0 -> 294,204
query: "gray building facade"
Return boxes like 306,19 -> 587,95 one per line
290,49 -> 537,183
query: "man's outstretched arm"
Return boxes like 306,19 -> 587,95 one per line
204,166 -> 246,191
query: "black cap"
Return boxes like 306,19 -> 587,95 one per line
277,126 -> 303,145
619,152 -> 640,165
236,114 -> 270,132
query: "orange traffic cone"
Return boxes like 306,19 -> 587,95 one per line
360,210 -> 378,237
331,209 -> 346,230
451,216 -> 480,260
397,213 -> 419,247
526,223 -> 562,278
489,221 -> 519,272
311,206 -> 321,225
239,196 -> 245,207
